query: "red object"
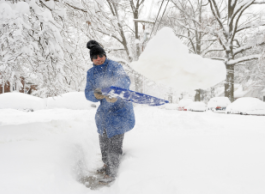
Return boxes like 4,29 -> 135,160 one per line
178,107 -> 187,111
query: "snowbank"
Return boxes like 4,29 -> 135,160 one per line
226,97 -> 265,115
131,27 -> 226,92
47,92 -> 97,109
0,92 -> 97,110
0,92 -> 45,111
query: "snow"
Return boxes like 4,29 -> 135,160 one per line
226,97 -> 265,115
207,97 -> 231,110
47,92 -> 98,109
163,103 -> 179,110
187,101 -> 206,112
0,92 -> 97,111
131,27 -> 226,92
42,0 -> 55,10
0,92 -> 45,111
179,99 -> 193,107
15,2 -> 30,16
0,109 -> 96,194
0,2 -> 14,20
0,1 -> 29,21
0,107 -> 265,193
234,85 -> 250,98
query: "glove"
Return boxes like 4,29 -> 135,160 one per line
105,96 -> 117,103
94,88 -> 105,100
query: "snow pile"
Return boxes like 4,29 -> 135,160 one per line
226,97 -> 265,115
0,92 -> 97,110
131,27 -> 226,92
207,97 -> 231,109
164,103 -> 179,110
187,102 -> 206,112
47,92 -> 97,109
0,92 -> 45,111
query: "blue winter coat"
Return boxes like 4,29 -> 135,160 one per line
85,58 -> 135,138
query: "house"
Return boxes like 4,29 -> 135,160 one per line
0,77 -> 37,94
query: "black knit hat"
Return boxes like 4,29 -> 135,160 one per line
86,40 -> 106,61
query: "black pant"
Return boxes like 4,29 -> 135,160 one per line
99,131 -> 124,177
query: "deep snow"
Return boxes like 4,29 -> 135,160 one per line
0,107 -> 265,194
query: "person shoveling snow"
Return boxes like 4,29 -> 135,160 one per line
84,40 -> 135,183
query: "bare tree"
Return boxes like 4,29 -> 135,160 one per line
65,0 -> 147,92
206,0 -> 265,102
130,0 -> 145,60
168,0 -> 216,55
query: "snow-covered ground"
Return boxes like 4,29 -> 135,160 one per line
0,107 -> 265,194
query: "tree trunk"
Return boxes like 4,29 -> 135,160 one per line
194,89 -> 201,101
211,87 -> 215,98
134,13 -> 141,60
224,64 -> 234,102
132,4 -> 142,92
168,94 -> 173,103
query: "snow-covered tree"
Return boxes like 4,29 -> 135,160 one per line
206,0 -> 265,102
65,0 -> 150,92
0,0 -> 88,97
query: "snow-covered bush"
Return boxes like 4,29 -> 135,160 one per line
0,1 -> 87,97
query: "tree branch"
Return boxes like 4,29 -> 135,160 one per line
210,57 -> 225,61
237,22 -> 265,33
202,48 -> 224,56
234,41 -> 265,56
227,54 -> 260,65
65,2 -> 87,13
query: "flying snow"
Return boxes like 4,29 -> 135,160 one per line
131,27 -> 226,92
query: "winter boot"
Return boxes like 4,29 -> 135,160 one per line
96,164 -> 107,175
98,175 -> 115,183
